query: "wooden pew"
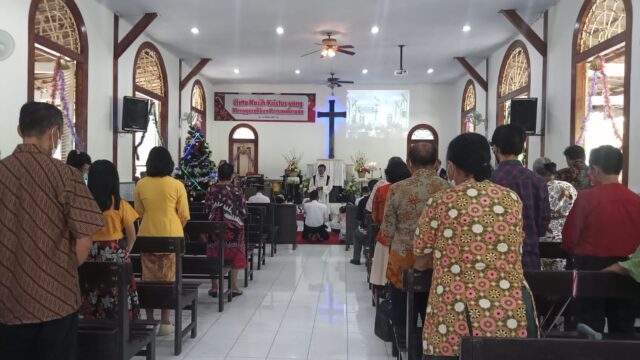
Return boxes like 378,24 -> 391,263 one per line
78,262 -> 156,360
131,237 -> 200,356
274,203 -> 298,250
399,269 -> 640,360
459,336 -> 640,360
344,204 -> 358,251
183,221 -> 233,312
246,205 -> 267,270
248,203 -> 279,257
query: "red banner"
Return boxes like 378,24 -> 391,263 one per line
214,92 -> 316,123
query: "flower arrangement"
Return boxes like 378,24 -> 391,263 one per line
283,150 -> 303,175
351,151 -> 370,174
343,177 -> 361,198
300,177 -> 311,195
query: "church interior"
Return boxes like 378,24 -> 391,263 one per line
1,0 -> 640,360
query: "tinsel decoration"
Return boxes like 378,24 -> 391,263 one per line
51,57 -> 83,150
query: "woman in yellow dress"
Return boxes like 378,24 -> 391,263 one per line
135,147 -> 190,336
414,133 -> 537,359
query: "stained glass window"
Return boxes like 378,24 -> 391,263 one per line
462,80 -> 476,133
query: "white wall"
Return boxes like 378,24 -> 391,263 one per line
208,83 -> 457,179
0,1 -> 32,158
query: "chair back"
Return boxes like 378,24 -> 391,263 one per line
273,203 -> 297,244
246,206 -> 266,244
78,261 -> 131,353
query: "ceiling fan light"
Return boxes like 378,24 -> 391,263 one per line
327,49 -> 336,57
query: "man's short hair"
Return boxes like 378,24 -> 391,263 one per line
256,184 -> 264,192
318,164 -> 326,169
309,190 -> 319,201
360,186 -> 370,194
19,102 -> 63,137
491,124 -> 526,156
589,145 -> 623,175
367,179 -> 378,191
563,145 -> 586,161
408,142 -> 437,167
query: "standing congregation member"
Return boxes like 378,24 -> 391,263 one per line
0,102 -> 104,359
532,157 -> 577,271
562,145 -> 640,334
350,179 -> 378,265
84,160 -> 140,320
66,149 -> 92,180
381,143 -> 449,327
557,144 -> 591,190
302,190 -> 330,241
205,163 -> 247,297
369,158 -> 411,286
491,124 -> 550,270
414,133 -> 537,359
135,146 -> 190,336
310,164 -> 333,205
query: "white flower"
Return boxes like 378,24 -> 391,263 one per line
507,319 -> 518,329
467,188 -> 479,197
479,299 -> 491,309
499,280 -> 511,290
493,205 -> 505,214
472,224 -> 484,234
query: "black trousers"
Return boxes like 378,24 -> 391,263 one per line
302,224 -> 329,241
571,255 -> 636,334
0,312 -> 78,360
390,285 -> 428,327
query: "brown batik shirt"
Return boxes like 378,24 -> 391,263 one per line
0,144 -> 104,325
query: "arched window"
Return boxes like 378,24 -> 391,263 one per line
461,80 -> 476,133
572,0 -> 631,183
497,40 -> 531,126
229,124 -> 259,176
132,42 -> 169,178
190,80 -> 206,136
28,0 -> 88,160
407,124 -> 439,159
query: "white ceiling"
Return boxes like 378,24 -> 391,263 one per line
98,0 -> 558,85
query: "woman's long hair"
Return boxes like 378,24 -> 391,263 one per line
87,160 -> 121,212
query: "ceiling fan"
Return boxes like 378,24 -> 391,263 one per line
325,72 -> 354,95
301,32 -> 356,58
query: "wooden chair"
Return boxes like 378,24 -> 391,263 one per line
78,262 -> 157,360
183,221 -> 233,312
131,237 -> 200,356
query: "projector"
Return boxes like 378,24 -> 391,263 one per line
394,69 -> 408,76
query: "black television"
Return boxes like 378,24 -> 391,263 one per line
510,98 -> 538,134
121,96 -> 150,132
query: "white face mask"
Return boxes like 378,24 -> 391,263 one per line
50,128 -> 61,157
447,162 -> 457,186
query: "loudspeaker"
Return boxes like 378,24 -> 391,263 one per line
510,98 -> 538,134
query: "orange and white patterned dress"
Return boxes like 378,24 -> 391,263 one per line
414,179 -> 535,357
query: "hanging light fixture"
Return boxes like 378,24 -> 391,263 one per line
327,48 -> 336,57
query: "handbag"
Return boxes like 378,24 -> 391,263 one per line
374,298 -> 393,341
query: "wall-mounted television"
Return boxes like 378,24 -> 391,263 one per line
121,96 -> 150,132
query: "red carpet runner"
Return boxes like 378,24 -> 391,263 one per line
295,230 -> 342,245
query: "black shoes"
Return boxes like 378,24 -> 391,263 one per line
350,259 -> 361,265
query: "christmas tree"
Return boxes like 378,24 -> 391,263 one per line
175,125 -> 217,202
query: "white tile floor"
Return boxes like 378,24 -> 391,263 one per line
152,245 -> 394,360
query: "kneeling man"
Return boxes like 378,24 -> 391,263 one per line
303,190 -> 330,241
